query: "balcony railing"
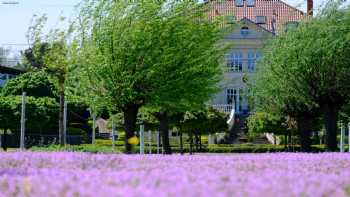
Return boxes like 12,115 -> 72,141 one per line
211,104 -> 235,114
211,104 -> 251,115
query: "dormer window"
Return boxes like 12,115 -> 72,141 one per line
256,16 -> 267,24
240,26 -> 249,37
235,0 -> 243,7
247,0 -> 255,6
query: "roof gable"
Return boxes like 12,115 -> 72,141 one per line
209,0 -> 305,34
224,17 -> 274,40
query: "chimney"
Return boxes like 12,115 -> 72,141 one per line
307,0 -> 313,16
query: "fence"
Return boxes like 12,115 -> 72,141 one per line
0,134 -> 90,148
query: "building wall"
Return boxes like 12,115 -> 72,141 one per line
211,19 -> 273,115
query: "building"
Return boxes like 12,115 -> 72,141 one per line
209,0 -> 308,115
0,48 -> 23,87
0,65 -> 24,87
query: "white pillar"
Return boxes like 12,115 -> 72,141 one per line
340,124 -> 345,152
156,131 -> 160,154
148,130 -> 152,154
208,134 -> 214,145
237,89 -> 240,113
63,101 -> 67,145
139,125 -> 144,154
20,92 -> 26,151
112,117 -> 116,150
92,114 -> 96,144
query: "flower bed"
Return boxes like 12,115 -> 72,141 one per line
0,152 -> 350,197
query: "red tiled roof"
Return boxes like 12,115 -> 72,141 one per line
208,0 -> 305,33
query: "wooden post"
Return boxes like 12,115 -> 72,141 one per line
20,92 -> 26,151
63,101 -> 67,145
156,131 -> 160,154
92,114 -> 96,144
148,130 -> 152,154
340,123 -> 345,152
112,117 -> 115,150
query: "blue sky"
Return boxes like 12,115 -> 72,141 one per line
0,0 -> 344,52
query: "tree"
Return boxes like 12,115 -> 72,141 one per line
252,2 -> 350,151
27,15 -> 74,146
75,1 -> 226,153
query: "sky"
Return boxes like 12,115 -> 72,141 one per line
0,0 -> 347,54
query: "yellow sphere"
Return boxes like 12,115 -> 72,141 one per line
128,136 -> 139,145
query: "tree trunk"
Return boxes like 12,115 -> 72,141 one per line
58,82 -> 65,146
194,132 -> 198,151
199,131 -> 202,151
296,116 -> 312,152
322,104 -> 338,151
123,105 -> 140,154
179,131 -> 184,155
189,131 -> 193,155
284,133 -> 288,151
159,111 -> 172,154
2,128 -> 7,151
288,130 -> 292,152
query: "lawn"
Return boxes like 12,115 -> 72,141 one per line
0,152 -> 350,197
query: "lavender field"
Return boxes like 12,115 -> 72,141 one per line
0,152 -> 350,197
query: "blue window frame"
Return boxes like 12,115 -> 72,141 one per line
235,0 -> 243,7
247,51 -> 261,72
227,51 -> 243,72
240,27 -> 249,37
247,0 -> 255,6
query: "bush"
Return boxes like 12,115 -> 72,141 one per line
31,142 -> 328,154
247,112 -> 287,135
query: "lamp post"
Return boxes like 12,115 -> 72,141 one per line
20,92 -> 26,151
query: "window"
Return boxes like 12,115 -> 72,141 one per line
247,51 -> 261,72
256,16 -> 266,24
240,26 -> 249,37
235,0 -> 243,7
226,88 -> 243,112
227,89 -> 236,105
247,0 -> 255,6
227,51 -> 243,72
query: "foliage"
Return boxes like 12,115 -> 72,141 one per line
21,42 -> 49,70
73,1 -> 227,152
27,14 -> 75,146
0,96 -> 58,133
75,0 -> 225,111
247,112 -> 287,135
1,71 -> 57,98
180,107 -> 228,134
251,2 -> 350,151
0,95 -> 89,136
